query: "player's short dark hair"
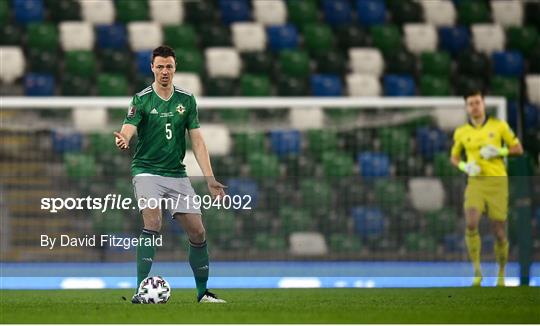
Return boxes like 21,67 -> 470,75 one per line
463,90 -> 484,101
152,46 -> 176,63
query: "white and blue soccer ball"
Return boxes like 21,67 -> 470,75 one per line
137,276 -> 171,304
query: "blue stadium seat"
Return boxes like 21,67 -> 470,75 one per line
219,0 -> 251,24
351,206 -> 385,238
311,74 -> 343,96
492,51 -> 524,77
13,0 -> 44,24
438,26 -> 470,55
383,74 -> 416,96
51,130 -> 83,153
356,0 -> 386,26
24,73 -> 55,96
267,25 -> 299,51
269,130 -> 302,157
226,178 -> 259,209
135,50 -> 152,76
507,102 -> 540,132
323,0 -> 352,26
416,127 -> 448,160
444,234 -> 464,253
357,152 -> 390,177
96,24 -> 127,49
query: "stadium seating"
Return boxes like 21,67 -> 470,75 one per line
491,0 -> 523,27
349,48 -> 384,76
346,74 -> 381,97
231,22 -> 266,52
0,46 -> 25,83
59,21 -> 94,50
205,47 -> 241,78
128,22 -> 163,50
13,0 -> 43,24
173,73 -> 202,96
79,0 -> 115,24
149,0 -> 184,25
420,0 -> 456,27
253,0 -> 287,25
404,23 -> 438,54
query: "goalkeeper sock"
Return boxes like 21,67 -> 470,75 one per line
465,228 -> 482,273
189,239 -> 209,298
136,229 -> 158,291
494,239 -> 509,277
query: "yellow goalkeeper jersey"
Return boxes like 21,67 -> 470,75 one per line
450,116 -> 520,177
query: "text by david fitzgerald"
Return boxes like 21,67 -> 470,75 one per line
41,234 -> 162,250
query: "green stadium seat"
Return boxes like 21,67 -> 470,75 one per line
175,48 -> 204,75
384,48 -> 417,75
490,76 -> 520,100
405,233 -> 437,253
87,132 -> 116,157
287,0 -> 319,25
48,0 -> 80,21
379,128 -> 411,158
64,153 -> 96,178
277,75 -> 309,96
307,129 -> 339,160
64,50 -> 95,78
61,75 -> 92,95
434,153 -> 459,177
115,0 -> 148,22
212,156 -> 242,177
370,25 -> 402,55
420,75 -> 451,96
242,51 -> 273,75
220,108 -> 250,125
458,0 -> 491,25
388,0 -> 423,24
185,0 -> 220,24
27,49 -> 57,74
340,129 -> 375,154
329,234 -> 362,252
374,179 -> 406,209
26,23 -> 58,50
115,178 -> 133,200
254,233 -> 287,251
204,209 -> 236,241
321,152 -> 355,177
454,75 -> 486,96
302,23 -> 334,55
205,77 -> 237,96
233,131 -> 266,159
313,50 -> 345,74
393,155 -> 426,176
0,0 -> 8,25
99,49 -> 131,75
134,74 -> 154,92
248,153 -> 280,177
164,25 -> 198,49
426,208 -> 458,240
282,154 -> 317,177
240,74 -> 272,96
198,24 -> 231,47
334,25 -> 370,51
279,206 -> 311,234
97,74 -> 129,96
0,24 -> 22,45
421,52 -> 451,77
506,26 -> 539,56
279,50 -> 310,78
457,50 -> 490,80
300,179 -> 332,214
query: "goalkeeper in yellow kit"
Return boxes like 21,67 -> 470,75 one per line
450,91 -> 523,287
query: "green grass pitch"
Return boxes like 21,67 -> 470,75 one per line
1,288 -> 539,323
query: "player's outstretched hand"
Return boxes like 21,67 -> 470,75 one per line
114,131 -> 129,150
207,178 -> 227,200
459,160 -> 481,176
480,144 -> 500,160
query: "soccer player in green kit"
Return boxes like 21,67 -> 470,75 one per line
114,46 -> 226,303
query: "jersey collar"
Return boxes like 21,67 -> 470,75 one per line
151,83 -> 174,102
468,115 -> 489,129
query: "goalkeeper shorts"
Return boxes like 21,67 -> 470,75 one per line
464,176 -> 508,221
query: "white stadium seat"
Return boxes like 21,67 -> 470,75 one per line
73,107 -> 107,131
348,48 -> 384,77
472,24 -> 505,54
491,0 -> 523,27
128,22 -> 163,51
149,0 -> 184,25
408,178 -> 445,212
253,0 -> 287,25
420,0 -> 456,26
289,232 -> 328,256
404,24 -> 438,54
59,21 -> 95,50
290,107 -> 324,129
526,75 -> 540,106
0,47 -> 25,83
432,106 -> 467,131
199,124 -> 232,156
205,47 -> 241,78
346,74 -> 381,97
232,22 -> 266,52
79,0 -> 115,25
173,73 -> 202,97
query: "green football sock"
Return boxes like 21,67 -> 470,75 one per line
189,239 -> 209,298
136,229 -> 158,292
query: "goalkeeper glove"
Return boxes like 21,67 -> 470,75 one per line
480,144 -> 509,160
458,160 -> 481,176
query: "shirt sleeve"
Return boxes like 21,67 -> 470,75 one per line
450,129 -> 463,158
187,95 -> 200,130
123,95 -> 143,126
500,120 -> 520,147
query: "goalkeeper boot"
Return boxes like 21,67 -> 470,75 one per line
131,293 -> 144,304
198,290 -> 226,303
472,270 -> 483,287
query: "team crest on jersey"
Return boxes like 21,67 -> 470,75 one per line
127,105 -> 137,118
176,104 -> 186,115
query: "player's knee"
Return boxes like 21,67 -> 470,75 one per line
144,218 -> 162,232
189,226 -> 206,243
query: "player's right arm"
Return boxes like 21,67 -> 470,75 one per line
114,124 -> 136,150
114,96 -> 143,150
450,128 -> 463,168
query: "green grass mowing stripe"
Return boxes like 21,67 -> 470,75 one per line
1,288 -> 539,323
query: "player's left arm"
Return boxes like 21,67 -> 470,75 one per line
480,121 -> 523,159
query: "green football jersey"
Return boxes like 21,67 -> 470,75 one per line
123,84 -> 200,177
